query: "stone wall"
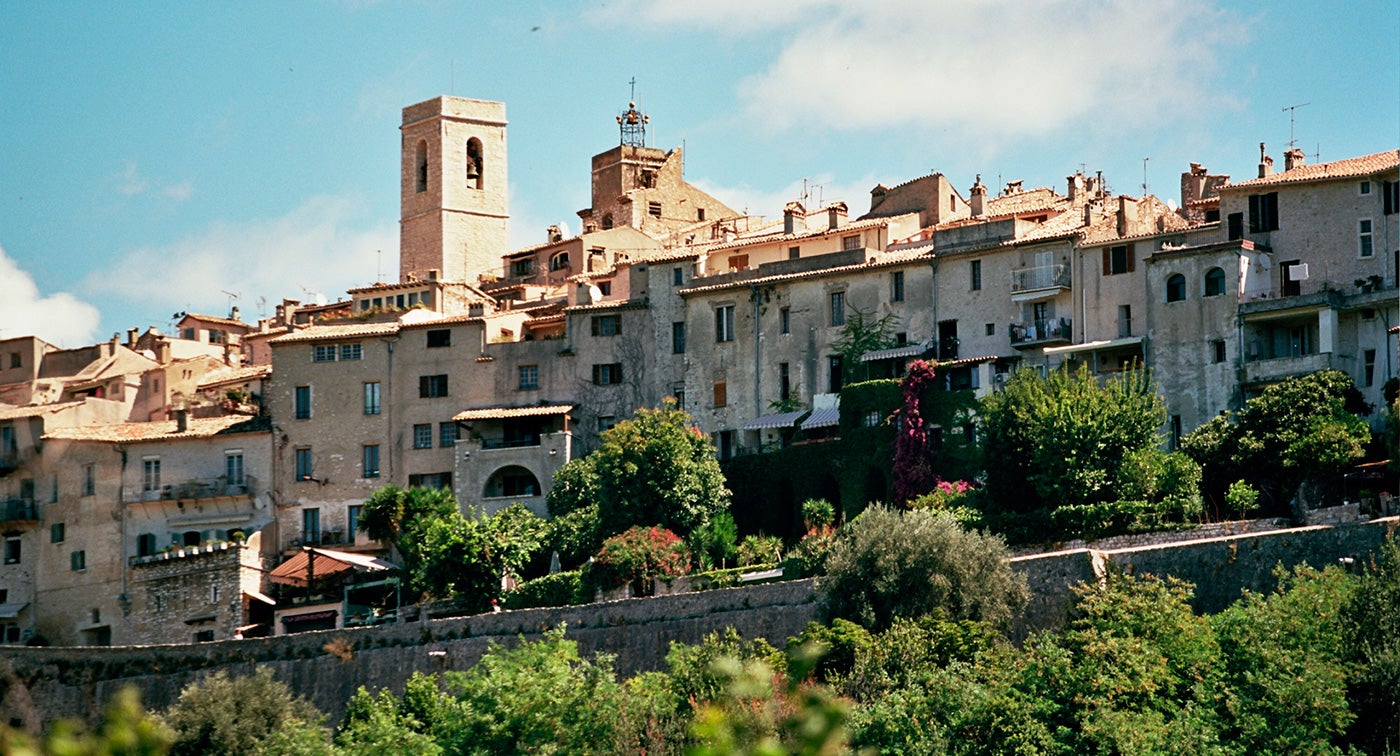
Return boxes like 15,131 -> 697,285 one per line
3,516 -> 1395,731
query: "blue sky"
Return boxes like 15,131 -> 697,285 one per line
2,1 -> 1396,347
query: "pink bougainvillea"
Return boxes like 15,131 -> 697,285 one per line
892,359 -> 939,505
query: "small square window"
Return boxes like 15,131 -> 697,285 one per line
1360,180 -> 1372,195
985,323 -> 995,336
426,329 -> 451,348
788,246 -> 800,260
70,550 -> 86,571
312,345 -> 336,362
419,374 -> 449,398
439,422 -> 458,448
598,415 -> 617,432
672,267 -> 684,286
50,522 -> 65,543
518,365 -> 539,391
591,315 -> 621,336
842,235 -> 861,251
413,424 -> 433,449
648,201 -> 662,218
592,363 -> 623,385
339,343 -> 362,361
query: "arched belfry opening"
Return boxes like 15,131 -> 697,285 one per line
617,101 -> 647,147
466,137 -> 484,190
415,139 -> 428,193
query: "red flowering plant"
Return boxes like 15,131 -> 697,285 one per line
592,525 -> 692,596
908,478 -> 983,529
892,359 -> 939,505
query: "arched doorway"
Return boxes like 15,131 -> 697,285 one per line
483,465 -> 541,500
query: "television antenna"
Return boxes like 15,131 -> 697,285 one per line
1282,102 -> 1309,150
220,290 -> 240,315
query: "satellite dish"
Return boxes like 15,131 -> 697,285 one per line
586,284 -> 604,303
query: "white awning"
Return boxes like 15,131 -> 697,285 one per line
243,589 -> 276,606
859,344 -> 926,363
742,411 -> 808,431
1043,336 -> 1144,356
801,407 -> 840,430
0,602 -> 28,619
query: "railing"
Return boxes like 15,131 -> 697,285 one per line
480,437 -> 541,450
124,475 -> 258,503
0,498 -> 38,524
1010,318 -> 1073,346
1010,264 -> 1070,292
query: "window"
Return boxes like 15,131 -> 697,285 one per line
779,362 -> 791,402
1103,245 -> 1135,275
715,305 -> 735,343
1360,180 -> 1372,195
970,260 -> 982,291
137,533 -> 158,557
303,508 -> 321,545
413,424 -> 433,449
697,208 -> 706,221
419,374 -> 448,398
294,386 -> 311,419
830,291 -> 846,326
70,550 -> 85,571
142,457 -> 161,493
985,323 -> 995,336
512,258 -> 535,277
408,472 -> 453,489
3,538 -> 18,565
864,410 -> 882,428
672,267 -> 684,286
518,365 -> 539,390
1212,340 -> 1227,364
313,345 -> 336,362
1248,192 -> 1279,232
597,281 -> 612,296
648,201 -> 662,218
294,448 -> 312,481
339,343 -> 362,361
1359,219 -> 1374,258
592,363 -> 623,385
415,139 -> 428,192
597,415 -> 617,432
842,235 -> 861,251
1166,274 -> 1187,302
225,452 -> 244,486
716,430 -> 735,461
591,315 -> 621,336
1118,305 -> 1133,338
672,321 -> 686,354
1204,267 -> 1226,297
82,464 -> 94,496
466,137 -> 483,189
1364,349 -> 1377,387
439,422 -> 457,447
1227,212 -> 1244,240
1171,415 -> 1183,451
549,252 -> 570,271
9,352 -> 20,369
362,445 -> 380,478
208,329 -> 227,345
890,271 -> 905,302
427,329 -> 451,347
50,522 -> 64,543
713,380 -> 727,407
780,307 -> 790,334
828,355 -> 844,393
364,382 -> 381,415
727,254 -> 749,271
788,246 -> 800,260
1384,181 -> 1399,215
348,505 -> 362,540
672,387 -> 686,410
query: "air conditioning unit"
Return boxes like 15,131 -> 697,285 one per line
994,373 -> 1006,384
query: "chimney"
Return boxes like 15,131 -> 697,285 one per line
783,202 -> 805,235
1067,173 -> 1084,204
1181,163 -> 1208,208
1117,196 -> 1138,237
547,224 -> 563,243
175,407 -> 188,433
970,175 -> 988,217
230,305 -> 240,322
126,328 -> 138,349
1284,148 -> 1305,172
1258,143 -> 1274,178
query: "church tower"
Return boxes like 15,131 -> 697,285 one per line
399,96 -> 509,284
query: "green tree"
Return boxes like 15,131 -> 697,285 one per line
1343,536 -> 1400,754
356,485 -> 458,560
0,687 -> 173,756
819,506 -> 1027,633
590,399 -> 731,537
336,685 -> 443,756
831,304 -> 899,385
545,456 -> 599,518
1182,369 -> 1370,516
407,505 -> 547,608
161,668 -> 326,756
980,365 -> 1167,520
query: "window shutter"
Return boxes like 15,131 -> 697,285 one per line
713,381 -> 727,407
1126,244 -> 1136,272
1101,248 -> 1111,275
1248,194 -> 1261,232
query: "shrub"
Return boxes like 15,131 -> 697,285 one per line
1224,479 -> 1260,517
547,504 -> 602,570
163,668 -> 326,756
801,498 -> 835,530
503,570 -> 591,610
592,526 -> 691,595
786,525 -> 837,577
737,534 -> 784,567
688,510 -> 739,570
820,506 -> 1027,632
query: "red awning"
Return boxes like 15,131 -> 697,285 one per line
268,548 -> 393,587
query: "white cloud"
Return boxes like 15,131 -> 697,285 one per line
81,195 -> 396,322
0,244 -> 102,347
602,0 -> 1237,140
114,161 -> 195,202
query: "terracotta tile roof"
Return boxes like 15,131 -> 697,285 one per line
0,400 -> 86,421
268,322 -> 401,345
678,250 -> 929,296
197,364 -> 272,390
985,187 -> 1065,217
564,300 -> 649,313
701,215 -> 895,254
1226,150 -> 1398,189
43,415 -> 271,443
453,404 -> 573,421
180,313 -> 251,330
937,354 -> 1000,367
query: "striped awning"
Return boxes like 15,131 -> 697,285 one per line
742,410 -> 808,431
269,548 -> 394,586
453,405 -> 573,422
859,344 -> 926,363
1042,336 -> 1143,356
801,407 -> 840,430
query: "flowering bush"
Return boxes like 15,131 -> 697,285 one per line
592,525 -> 691,595
908,479 -> 983,530
892,360 -> 939,505
787,525 -> 837,577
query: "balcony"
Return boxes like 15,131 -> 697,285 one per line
0,498 -> 38,526
1010,264 -> 1071,298
125,475 -> 258,504
1010,318 -> 1073,348
480,436 -> 542,450
1242,351 -> 1337,386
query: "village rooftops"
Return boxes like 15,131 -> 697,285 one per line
42,415 -> 271,444
267,322 -> 403,345
0,400 -> 87,421
1226,150 -> 1397,189
196,364 -> 273,391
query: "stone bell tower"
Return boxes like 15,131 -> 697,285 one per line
399,96 -> 509,284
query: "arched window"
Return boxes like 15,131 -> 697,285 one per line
1203,267 -> 1226,297
1166,273 -> 1187,302
466,138 -> 483,190
550,252 -> 570,271
415,140 -> 428,193
484,465 -> 540,499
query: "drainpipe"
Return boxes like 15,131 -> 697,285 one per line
928,259 -> 939,351
750,284 -> 763,419
115,445 -> 129,612
380,335 -> 400,483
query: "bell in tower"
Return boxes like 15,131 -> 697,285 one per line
616,101 -> 648,148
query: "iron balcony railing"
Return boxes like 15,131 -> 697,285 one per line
1010,263 -> 1071,292
1010,318 -> 1073,346
124,475 -> 258,503
0,498 -> 38,523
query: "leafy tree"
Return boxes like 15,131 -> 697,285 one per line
819,506 -> 1027,632
336,685 -> 442,756
0,687 -> 173,756
1343,536 -> 1400,754
891,360 -> 939,505
545,456 -> 599,518
545,503 -> 602,570
356,485 -> 458,561
591,525 -> 692,595
737,534 -> 784,566
687,650 -> 853,756
980,365 -> 1167,519
161,668 -> 325,756
689,510 -> 739,570
831,304 -> 900,385
589,399 -> 731,537
1182,369 -> 1370,516
407,505 -> 547,608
